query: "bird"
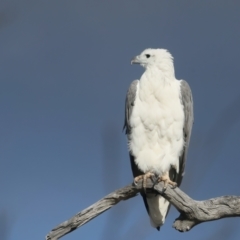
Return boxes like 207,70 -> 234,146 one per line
123,48 -> 193,230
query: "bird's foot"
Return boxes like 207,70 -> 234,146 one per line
134,172 -> 155,192
157,172 -> 177,191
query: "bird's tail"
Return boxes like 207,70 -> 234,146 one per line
146,194 -> 170,230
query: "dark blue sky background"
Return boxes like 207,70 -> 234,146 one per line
1,1 -> 240,239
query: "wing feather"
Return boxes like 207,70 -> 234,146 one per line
124,80 -> 152,225
176,80 -> 194,185
123,80 -> 139,135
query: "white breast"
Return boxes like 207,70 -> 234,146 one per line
129,70 -> 184,176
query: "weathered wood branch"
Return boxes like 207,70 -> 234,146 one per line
153,181 -> 240,232
46,179 -> 240,239
45,184 -> 139,240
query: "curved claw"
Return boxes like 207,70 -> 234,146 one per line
158,172 -> 177,190
134,172 -> 155,192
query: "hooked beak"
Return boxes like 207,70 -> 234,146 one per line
131,55 -> 140,65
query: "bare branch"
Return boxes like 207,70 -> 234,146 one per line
45,185 -> 138,240
46,179 -> 240,239
152,181 -> 240,232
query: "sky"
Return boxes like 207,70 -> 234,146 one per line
1,1 -> 240,239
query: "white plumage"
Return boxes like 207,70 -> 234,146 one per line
124,48 -> 193,229
130,72 -> 184,176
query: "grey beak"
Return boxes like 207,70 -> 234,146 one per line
131,56 -> 140,65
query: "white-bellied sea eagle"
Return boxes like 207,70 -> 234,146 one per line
124,48 -> 194,230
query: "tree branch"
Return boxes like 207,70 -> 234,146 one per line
46,179 -> 240,239
45,184 -> 139,240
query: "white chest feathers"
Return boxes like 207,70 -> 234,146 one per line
129,71 -> 185,175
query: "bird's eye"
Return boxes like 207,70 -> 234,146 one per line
145,54 -> 151,58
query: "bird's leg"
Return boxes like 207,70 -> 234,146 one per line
158,171 -> 177,190
134,172 -> 155,191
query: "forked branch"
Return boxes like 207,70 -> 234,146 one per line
46,179 -> 240,239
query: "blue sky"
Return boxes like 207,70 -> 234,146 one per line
1,1 -> 240,239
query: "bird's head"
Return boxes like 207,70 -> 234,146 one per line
131,48 -> 174,74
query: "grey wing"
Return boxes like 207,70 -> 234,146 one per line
123,80 -> 151,222
123,80 -> 139,135
176,80 -> 194,186
123,80 -> 143,177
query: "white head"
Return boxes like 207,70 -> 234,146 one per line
131,48 -> 175,75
